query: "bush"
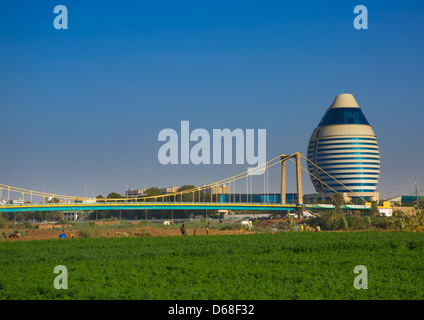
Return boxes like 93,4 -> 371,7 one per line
306,212 -> 391,231
138,220 -> 149,227
56,219 -> 69,225
78,229 -> 92,238
219,223 -> 240,231
19,221 -> 33,229
342,217 -> 349,230
347,217 -> 369,230
390,209 -> 424,231
372,217 -> 391,230
0,216 -> 7,228
324,213 -> 343,230
286,216 -> 295,232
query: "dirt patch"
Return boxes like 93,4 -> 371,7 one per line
1,228 -> 65,241
254,219 -> 284,229
0,224 -> 251,241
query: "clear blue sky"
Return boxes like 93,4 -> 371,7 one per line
1,0 -> 423,199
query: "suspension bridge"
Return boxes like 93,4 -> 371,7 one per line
0,153 -> 371,218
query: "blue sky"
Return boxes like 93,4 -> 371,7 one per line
1,0 -> 423,199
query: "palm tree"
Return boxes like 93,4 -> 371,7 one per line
331,192 -> 345,210
370,201 -> 379,217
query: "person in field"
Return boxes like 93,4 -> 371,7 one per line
205,221 -> 210,235
180,223 -> 187,236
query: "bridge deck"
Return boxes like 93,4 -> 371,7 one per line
0,202 -> 370,213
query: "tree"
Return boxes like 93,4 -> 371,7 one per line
106,192 -> 123,199
144,187 -> 162,197
178,185 -> 196,202
47,197 -> 60,203
178,185 -> 196,192
139,187 -> 163,202
95,195 -> 105,203
331,193 -> 345,210
414,198 -> 424,212
370,201 -> 379,217
354,210 -> 362,217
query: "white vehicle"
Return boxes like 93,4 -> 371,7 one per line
240,220 -> 253,228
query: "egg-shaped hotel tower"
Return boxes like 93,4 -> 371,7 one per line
306,93 -> 380,202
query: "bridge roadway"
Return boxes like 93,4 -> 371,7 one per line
0,202 -> 370,213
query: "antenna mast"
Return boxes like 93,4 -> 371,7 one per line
415,168 -> 418,198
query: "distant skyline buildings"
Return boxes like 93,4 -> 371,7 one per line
125,186 -> 180,198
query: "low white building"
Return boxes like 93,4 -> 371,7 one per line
160,187 -> 179,194
64,212 -> 78,221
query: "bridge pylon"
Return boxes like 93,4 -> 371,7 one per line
280,153 -> 303,219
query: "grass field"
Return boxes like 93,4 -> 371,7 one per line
1,231 -> 423,300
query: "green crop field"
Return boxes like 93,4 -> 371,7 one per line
1,231 -> 423,300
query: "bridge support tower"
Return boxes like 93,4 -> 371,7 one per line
280,153 -> 304,219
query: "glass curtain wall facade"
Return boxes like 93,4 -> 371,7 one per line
307,94 -> 380,196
